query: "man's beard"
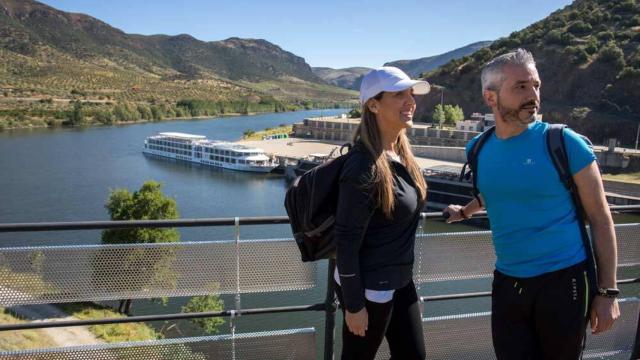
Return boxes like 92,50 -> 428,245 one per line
497,96 -> 539,125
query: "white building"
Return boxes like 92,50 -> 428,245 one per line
456,119 -> 483,132
456,113 -> 495,132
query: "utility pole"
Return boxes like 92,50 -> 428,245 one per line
636,122 -> 639,150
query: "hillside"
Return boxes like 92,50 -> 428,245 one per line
385,41 -> 493,78
416,0 -> 640,147
312,67 -> 372,90
0,0 -> 357,129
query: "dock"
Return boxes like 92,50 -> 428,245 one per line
236,138 -> 464,169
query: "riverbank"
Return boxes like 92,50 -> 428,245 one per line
0,106 -> 348,132
241,125 -> 293,141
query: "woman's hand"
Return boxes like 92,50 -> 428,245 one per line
345,307 -> 368,337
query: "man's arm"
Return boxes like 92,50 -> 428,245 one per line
573,161 -> 620,334
444,197 -> 483,223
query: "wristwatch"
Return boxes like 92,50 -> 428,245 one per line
597,287 -> 620,298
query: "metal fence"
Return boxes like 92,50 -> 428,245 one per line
1,206 -> 639,359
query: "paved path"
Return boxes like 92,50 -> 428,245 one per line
238,138 -> 463,169
3,284 -> 104,349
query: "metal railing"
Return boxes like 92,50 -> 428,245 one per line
0,205 -> 639,359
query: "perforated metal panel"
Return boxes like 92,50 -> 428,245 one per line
583,298 -> 640,360
413,223 -> 640,283
413,231 -> 495,283
375,298 -> 640,360
614,224 -> 640,267
0,239 -> 316,306
0,328 -> 316,360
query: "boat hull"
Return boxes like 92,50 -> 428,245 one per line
143,150 -> 277,173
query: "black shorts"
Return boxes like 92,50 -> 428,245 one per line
491,261 -> 594,360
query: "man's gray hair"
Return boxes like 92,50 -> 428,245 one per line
481,48 -> 536,92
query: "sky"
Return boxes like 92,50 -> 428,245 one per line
39,0 -> 573,69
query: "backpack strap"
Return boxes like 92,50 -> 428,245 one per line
546,124 -> 573,190
545,123 -> 599,293
460,126 -> 495,208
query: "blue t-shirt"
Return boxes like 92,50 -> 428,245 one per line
466,121 -> 596,277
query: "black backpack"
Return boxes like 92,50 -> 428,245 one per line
284,144 -> 355,262
460,123 -> 599,292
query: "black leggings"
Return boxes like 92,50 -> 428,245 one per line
491,261 -> 593,360
334,280 -> 426,360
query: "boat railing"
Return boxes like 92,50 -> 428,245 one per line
0,205 -> 638,359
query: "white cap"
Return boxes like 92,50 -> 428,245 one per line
359,66 -> 431,105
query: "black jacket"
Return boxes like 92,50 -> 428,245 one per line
334,145 -> 423,312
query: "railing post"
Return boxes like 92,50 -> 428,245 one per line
633,307 -> 640,359
324,258 -> 337,360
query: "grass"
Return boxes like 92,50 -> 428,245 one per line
0,266 -> 60,296
242,125 -> 293,141
0,308 -> 57,351
57,303 -> 160,343
602,171 -> 640,184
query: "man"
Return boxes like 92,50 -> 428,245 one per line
444,48 -> 619,359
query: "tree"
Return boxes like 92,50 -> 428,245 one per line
68,101 -> 84,125
348,108 -> 361,118
182,294 -> 225,334
243,129 -> 256,138
432,104 -> 446,128
102,181 -> 180,244
443,104 -> 465,124
101,181 -> 180,314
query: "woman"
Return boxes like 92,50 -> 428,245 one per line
334,66 -> 429,359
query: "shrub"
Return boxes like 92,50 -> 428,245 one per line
472,48 -> 493,63
565,46 -> 590,64
617,67 -> 640,79
544,29 -> 564,45
597,43 -> 626,68
596,31 -> 615,43
629,50 -> 640,68
95,110 -> 114,125
585,39 -> 599,55
612,0 -> 636,13
567,21 -> 592,35
567,10 -> 580,21
560,32 -> 576,46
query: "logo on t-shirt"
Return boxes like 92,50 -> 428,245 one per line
523,158 -> 536,166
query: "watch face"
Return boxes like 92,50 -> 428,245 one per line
599,288 -> 620,297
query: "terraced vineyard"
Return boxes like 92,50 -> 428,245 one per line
0,0 -> 357,129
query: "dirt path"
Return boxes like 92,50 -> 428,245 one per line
9,304 -> 104,347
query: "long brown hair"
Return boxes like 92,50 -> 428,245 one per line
353,95 -> 427,219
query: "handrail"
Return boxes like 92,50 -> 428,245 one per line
2,277 -> 637,332
0,205 -> 638,233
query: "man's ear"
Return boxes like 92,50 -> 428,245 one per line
483,89 -> 497,108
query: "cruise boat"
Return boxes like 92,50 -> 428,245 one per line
143,132 -> 278,173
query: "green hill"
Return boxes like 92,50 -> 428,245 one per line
0,0 -> 356,129
416,0 -> 640,146
312,67 -> 373,90
385,41 -> 493,78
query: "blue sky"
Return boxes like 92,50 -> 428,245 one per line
40,0 -> 573,69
